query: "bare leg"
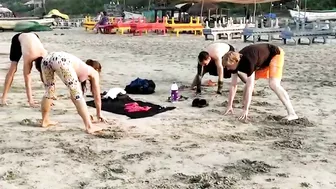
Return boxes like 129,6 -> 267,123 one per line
1,63 -> 17,104
71,97 -> 103,134
269,78 -> 298,120
71,97 -> 91,128
40,58 -> 58,127
41,97 -> 58,127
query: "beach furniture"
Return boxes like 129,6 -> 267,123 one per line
83,16 -> 96,30
54,18 -> 83,29
203,17 -> 255,41
129,17 -> 166,36
243,18 -> 285,43
97,17 -> 165,35
113,18 -> 131,34
280,20 -> 335,45
98,18 -> 131,34
83,16 -> 114,31
165,17 -> 203,37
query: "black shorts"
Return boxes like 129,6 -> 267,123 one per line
198,59 -> 232,79
9,32 -> 40,63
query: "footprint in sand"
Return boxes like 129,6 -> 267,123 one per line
264,115 -> 315,127
54,109 -> 68,115
58,94 -> 70,100
253,101 -> 272,106
273,138 -> 304,149
19,119 -> 41,127
20,119 -> 58,128
94,127 -> 126,139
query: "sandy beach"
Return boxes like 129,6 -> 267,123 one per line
0,29 -> 335,189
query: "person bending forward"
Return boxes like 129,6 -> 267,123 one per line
1,32 -> 46,107
191,42 -> 246,94
222,43 -> 298,121
35,52 -> 107,134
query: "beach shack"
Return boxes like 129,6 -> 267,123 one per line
143,6 -> 187,23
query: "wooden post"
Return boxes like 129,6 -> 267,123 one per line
200,0 -> 204,23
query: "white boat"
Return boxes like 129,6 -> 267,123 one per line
0,17 -> 55,30
289,9 -> 336,22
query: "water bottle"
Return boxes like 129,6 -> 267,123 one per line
170,82 -> 179,102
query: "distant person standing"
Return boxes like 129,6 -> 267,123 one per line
96,12 -> 102,21
98,11 -> 109,25
94,11 -> 109,34
121,11 -> 125,21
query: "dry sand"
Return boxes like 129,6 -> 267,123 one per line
0,29 -> 335,189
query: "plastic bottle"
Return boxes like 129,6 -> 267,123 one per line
170,82 -> 179,103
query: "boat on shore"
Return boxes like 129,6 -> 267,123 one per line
289,9 -> 336,22
0,17 -> 55,30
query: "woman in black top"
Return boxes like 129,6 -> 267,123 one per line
222,43 -> 298,121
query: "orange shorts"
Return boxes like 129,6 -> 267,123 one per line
255,48 -> 284,80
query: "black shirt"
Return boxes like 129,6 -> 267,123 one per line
232,43 -> 281,77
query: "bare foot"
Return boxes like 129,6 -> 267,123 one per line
286,114 -> 299,121
87,125 -> 104,134
41,120 -> 58,128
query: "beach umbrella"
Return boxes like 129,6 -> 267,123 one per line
187,2 -> 218,16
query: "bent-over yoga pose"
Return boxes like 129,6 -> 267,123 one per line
191,42 -> 246,94
222,43 -> 298,121
1,32 -> 46,107
34,52 -> 107,134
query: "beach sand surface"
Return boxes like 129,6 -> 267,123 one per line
0,29 -> 336,189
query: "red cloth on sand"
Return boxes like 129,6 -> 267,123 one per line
124,102 -> 151,112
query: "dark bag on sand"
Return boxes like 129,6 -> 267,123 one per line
125,78 -> 156,94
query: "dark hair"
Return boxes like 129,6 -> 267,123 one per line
198,51 -> 210,62
103,11 -> 107,16
81,59 -> 102,94
34,57 -> 43,73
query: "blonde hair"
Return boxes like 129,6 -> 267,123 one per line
222,51 -> 241,67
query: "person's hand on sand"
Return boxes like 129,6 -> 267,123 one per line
97,114 -> 108,123
90,114 -> 108,124
238,109 -> 249,122
0,97 -> 8,106
224,106 -> 234,115
28,100 -> 39,108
